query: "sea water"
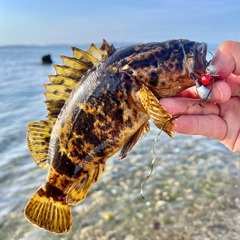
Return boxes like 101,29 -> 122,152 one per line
0,44 -> 239,240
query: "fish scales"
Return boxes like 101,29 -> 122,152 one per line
25,39 -> 207,233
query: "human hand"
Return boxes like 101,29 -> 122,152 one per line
160,41 -> 240,152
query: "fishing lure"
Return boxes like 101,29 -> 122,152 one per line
190,64 -> 218,102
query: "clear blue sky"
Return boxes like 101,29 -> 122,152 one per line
1,0 -> 240,46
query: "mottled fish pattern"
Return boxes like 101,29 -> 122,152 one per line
25,39 -> 207,233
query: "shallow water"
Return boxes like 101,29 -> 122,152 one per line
0,43 -> 239,240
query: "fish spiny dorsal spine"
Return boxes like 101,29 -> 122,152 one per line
26,39 -> 115,170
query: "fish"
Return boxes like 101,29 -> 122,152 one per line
25,39 -> 207,234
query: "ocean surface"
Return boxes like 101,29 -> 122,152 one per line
0,43 -> 239,240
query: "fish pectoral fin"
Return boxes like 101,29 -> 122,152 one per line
66,164 -> 105,205
136,85 -> 174,139
24,186 -> 72,234
118,121 -> 150,160
27,121 -> 53,170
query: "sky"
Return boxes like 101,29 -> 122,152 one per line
1,0 -> 240,46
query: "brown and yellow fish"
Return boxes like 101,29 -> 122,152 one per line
25,39 -> 207,233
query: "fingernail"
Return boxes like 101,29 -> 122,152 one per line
216,85 -> 223,101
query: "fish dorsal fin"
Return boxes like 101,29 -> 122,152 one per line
45,39 -> 115,122
86,39 -> 115,61
118,121 -> 150,160
72,39 -> 115,64
66,163 -> 105,205
27,40 -> 115,169
27,120 -> 54,170
136,85 -> 174,138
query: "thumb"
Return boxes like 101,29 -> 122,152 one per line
211,41 -> 240,79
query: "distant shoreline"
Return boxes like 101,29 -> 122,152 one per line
0,42 -> 219,50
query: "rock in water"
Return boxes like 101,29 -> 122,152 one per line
41,54 -> 53,64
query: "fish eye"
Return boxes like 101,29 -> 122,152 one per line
172,42 -> 181,52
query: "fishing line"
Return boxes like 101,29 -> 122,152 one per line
140,41 -> 215,200
179,40 -> 194,77
140,103 -> 200,200
140,114 -> 182,200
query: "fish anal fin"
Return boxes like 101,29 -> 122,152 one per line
66,164 -> 105,205
24,186 -> 72,234
136,85 -> 174,139
118,121 -> 150,160
93,163 -> 105,183
27,121 -> 53,170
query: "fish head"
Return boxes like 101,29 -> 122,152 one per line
122,39 -> 207,98
177,39 -> 207,74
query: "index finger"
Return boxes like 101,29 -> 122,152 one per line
174,80 -> 231,103
160,97 -> 220,116
225,74 -> 240,97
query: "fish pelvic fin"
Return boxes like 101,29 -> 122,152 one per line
24,186 -> 72,234
118,121 -> 150,160
67,163 -> 105,205
136,85 -> 174,138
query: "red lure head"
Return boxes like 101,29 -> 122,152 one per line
200,73 -> 213,85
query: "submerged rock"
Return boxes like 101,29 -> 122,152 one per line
41,54 -> 53,64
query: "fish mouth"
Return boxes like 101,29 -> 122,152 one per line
194,42 -> 208,72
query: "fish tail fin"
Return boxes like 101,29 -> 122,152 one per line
24,186 -> 72,234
